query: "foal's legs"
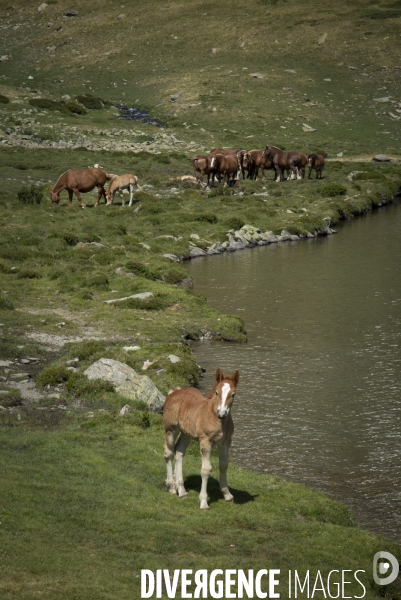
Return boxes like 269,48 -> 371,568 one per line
199,438 -> 212,510
128,183 -> 134,207
174,433 -> 191,498
119,189 -> 125,207
164,429 -> 179,494
218,439 -> 234,502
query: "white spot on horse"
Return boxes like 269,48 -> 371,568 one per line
220,382 -> 231,408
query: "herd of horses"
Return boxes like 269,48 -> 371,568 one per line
192,145 -> 325,187
50,145 -> 325,208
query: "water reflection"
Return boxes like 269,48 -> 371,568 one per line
188,205 -> 401,543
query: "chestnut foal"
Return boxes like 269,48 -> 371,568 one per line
163,368 -> 240,510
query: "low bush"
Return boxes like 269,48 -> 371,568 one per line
0,94 -> 10,104
125,262 -> 155,280
192,213 -> 218,224
321,183 -> 347,197
36,365 -> 71,387
17,270 -> 42,279
66,340 -> 106,361
224,217 -> 245,230
0,297 -> 14,310
17,185 -> 43,205
75,94 -> 103,110
29,98 -> 87,116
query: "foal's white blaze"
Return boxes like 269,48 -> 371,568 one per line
220,382 -> 231,409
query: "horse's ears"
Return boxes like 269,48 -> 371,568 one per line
215,368 -> 224,382
231,370 -> 240,386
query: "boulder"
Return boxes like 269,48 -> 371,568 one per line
372,155 -> 391,162
189,246 -> 206,258
84,358 -> 165,411
63,9 -> 78,16
104,292 -> 154,304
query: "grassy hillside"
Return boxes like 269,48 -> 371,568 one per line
1,0 -> 401,155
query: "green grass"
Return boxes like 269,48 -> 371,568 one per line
1,421 -> 400,600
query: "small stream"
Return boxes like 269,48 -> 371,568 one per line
113,104 -> 164,127
188,203 -> 401,543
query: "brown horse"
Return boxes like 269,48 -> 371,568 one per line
307,154 -> 325,179
262,145 -> 302,182
163,368 -> 240,510
248,150 -> 274,180
51,168 -> 111,208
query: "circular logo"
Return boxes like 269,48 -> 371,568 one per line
373,552 -> 399,586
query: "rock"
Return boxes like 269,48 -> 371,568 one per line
264,231 -> 279,243
250,73 -> 264,79
104,292 -> 154,304
176,277 -> 193,289
189,246 -> 206,258
212,48 -> 217,55
63,9 -> 78,16
142,360 -> 155,370
302,123 -> 316,132
84,358 -> 165,411
372,154 -> 391,162
117,13 -> 126,19
318,33 -> 327,45
323,78 -> 331,82
123,346 -> 140,351
20,359 -> 30,365
167,355 -> 181,364
0,56 -> 10,62
0,360 -> 13,367
38,2 -> 48,11
373,97 -> 390,103
280,230 -> 293,241
163,253 -> 180,262
347,170 -> 364,181
190,233 -> 200,240
119,404 -> 130,416
284,69 -> 296,73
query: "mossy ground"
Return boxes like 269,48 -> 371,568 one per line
1,0 -> 401,597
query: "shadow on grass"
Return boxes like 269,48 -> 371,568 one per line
184,474 -> 258,505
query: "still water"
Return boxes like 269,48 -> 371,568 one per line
187,203 -> 401,543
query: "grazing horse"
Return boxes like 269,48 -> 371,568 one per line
51,168 -> 111,208
307,154 -> 325,179
163,368 -> 240,510
262,145 -> 302,182
106,174 -> 139,206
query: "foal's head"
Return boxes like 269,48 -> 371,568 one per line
212,367 -> 240,420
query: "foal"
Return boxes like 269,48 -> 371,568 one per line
163,368 -> 240,510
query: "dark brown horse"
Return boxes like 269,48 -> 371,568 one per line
307,154 -> 325,179
51,168 -> 111,208
262,145 -> 302,182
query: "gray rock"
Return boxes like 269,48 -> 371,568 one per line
0,360 -> 13,367
63,9 -> 78,16
372,154 -> 391,162
280,230 -> 293,241
123,346 -> 140,351
189,246 -> 206,258
167,355 -> 181,364
38,2 -> 48,11
119,404 -> 130,416
264,231 -> 279,243
176,277 -> 193,289
104,292 -> 154,304
84,358 -> 165,411
163,253 -> 180,262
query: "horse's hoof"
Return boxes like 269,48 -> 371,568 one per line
224,494 -> 234,502
178,491 -> 188,499
200,504 -> 210,510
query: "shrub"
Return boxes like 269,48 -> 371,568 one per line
0,94 -> 10,104
67,340 -> 106,361
87,274 -> 109,288
1,389 -> 22,407
66,373 -> 115,397
75,94 -> 103,110
209,184 -> 232,197
125,262 -> 155,280
118,295 -> 168,311
321,184 -> 347,197
353,172 -> 387,181
17,269 -> 42,279
225,217 -> 245,230
17,185 -> 43,205
29,98 -> 87,116
192,213 -> 218,224
36,365 -> 71,387
0,297 -> 14,310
